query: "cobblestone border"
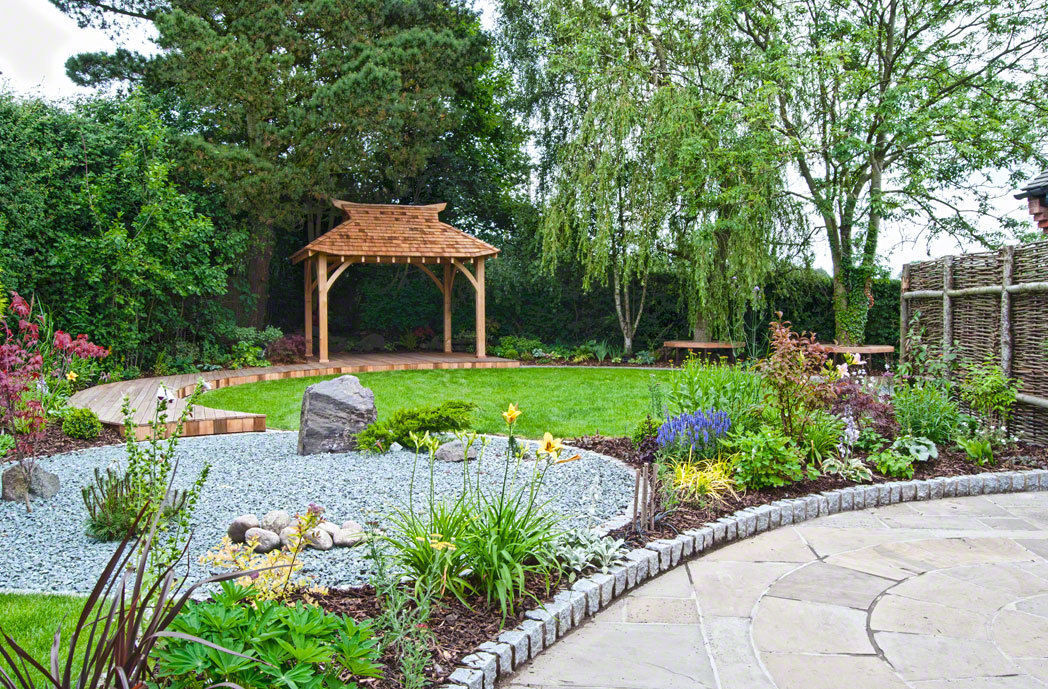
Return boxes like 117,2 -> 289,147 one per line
437,468 -> 1048,689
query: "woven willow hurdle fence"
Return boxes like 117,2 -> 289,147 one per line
901,240 -> 1048,444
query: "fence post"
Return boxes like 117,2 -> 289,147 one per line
899,263 -> 910,366
942,257 -> 953,352
1001,246 -> 1014,375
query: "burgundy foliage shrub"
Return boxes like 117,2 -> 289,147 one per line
266,334 -> 307,364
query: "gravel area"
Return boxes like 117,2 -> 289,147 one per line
0,432 -> 634,594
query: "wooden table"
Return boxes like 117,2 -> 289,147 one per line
821,344 -> 895,370
662,340 -> 743,364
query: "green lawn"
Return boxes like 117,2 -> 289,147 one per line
201,367 -> 674,438
0,593 -> 89,682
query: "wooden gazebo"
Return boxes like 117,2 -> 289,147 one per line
290,201 -> 499,363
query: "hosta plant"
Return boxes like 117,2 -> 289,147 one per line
890,435 -> 938,463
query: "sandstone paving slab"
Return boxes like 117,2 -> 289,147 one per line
889,570 -> 1020,613
620,596 -> 701,624
869,593 -> 991,639
986,492 -> 1048,508
760,653 -> 908,689
765,561 -> 896,609
698,615 -> 775,689
688,561 -> 797,617
978,517 -> 1042,531
1015,537 -> 1048,560
1013,657 -> 1048,684
941,561 -> 1048,598
699,527 -> 815,563
630,563 -> 692,597
991,608 -> 1048,658
880,514 -> 995,530
795,510 -> 886,529
874,632 -> 1019,681
1014,592 -> 1048,618
753,596 -> 872,654
909,676 -> 1047,689
909,497 -> 1013,517
502,621 -> 715,689
824,545 -> 929,580
873,537 -> 1035,573
791,526 -> 926,557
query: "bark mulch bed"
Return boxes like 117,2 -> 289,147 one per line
29,420 -> 124,458
572,433 -> 1048,547
298,579 -> 556,688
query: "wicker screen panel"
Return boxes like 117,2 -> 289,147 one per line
908,261 -> 943,291
1014,242 -> 1048,283
1012,292 -> 1048,399
902,239 -> 1048,445
951,294 -> 1000,363
953,252 -> 1001,290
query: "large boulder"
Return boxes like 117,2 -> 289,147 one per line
2,466 -> 60,503
227,514 -> 259,543
260,510 -> 291,533
244,527 -> 281,553
435,440 -> 478,463
297,375 -> 377,455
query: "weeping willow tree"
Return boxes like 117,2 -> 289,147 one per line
504,0 -> 797,349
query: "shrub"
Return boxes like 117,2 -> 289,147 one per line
672,458 -> 738,506
357,400 -> 477,451
832,380 -> 899,439
893,382 -> 960,444
668,358 -> 765,432
761,317 -> 835,441
871,448 -> 915,479
631,416 -> 662,447
266,334 -> 306,364
959,355 -> 1021,430
226,341 -> 268,369
0,433 -> 12,458
632,350 -> 656,365
153,582 -> 382,689
656,409 -> 732,461
62,407 -> 102,439
729,425 -> 807,490
492,335 -> 544,359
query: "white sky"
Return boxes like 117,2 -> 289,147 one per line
0,0 -> 1039,276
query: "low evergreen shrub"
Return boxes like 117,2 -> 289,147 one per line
357,400 -> 477,451
63,407 -> 102,439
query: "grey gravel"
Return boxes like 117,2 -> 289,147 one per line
0,432 -> 633,594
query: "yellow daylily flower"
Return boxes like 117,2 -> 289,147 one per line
502,403 -> 521,425
538,432 -> 563,457
66,371 -> 78,382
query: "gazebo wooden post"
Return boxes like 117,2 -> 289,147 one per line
475,257 -> 486,358
304,257 -> 314,359
317,253 -> 329,363
443,262 -> 454,353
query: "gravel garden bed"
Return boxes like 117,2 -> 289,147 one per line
0,433 -> 635,594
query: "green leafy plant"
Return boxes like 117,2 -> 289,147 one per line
61,407 -> 102,440
630,416 -> 661,447
357,400 -> 477,451
542,529 -> 627,583
801,411 -> 844,464
820,454 -> 873,483
667,357 -> 765,432
226,341 -> 268,369
82,384 -> 209,572
728,425 -> 808,490
592,340 -> 611,363
153,581 -> 382,689
632,350 -> 656,365
890,435 -> 938,463
871,449 -> 915,479
958,355 -> 1022,430
957,434 -> 994,466
855,427 -> 888,453
892,382 -> 961,445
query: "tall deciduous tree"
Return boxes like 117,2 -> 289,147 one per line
724,0 -> 1048,342
498,0 -> 794,349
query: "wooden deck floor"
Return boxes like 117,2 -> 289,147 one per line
68,352 -> 519,440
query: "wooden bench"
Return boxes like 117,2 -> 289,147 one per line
821,344 -> 896,370
662,340 -> 743,364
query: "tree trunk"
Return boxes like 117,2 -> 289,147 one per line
611,266 -> 648,356
832,268 -> 871,345
245,222 -> 275,328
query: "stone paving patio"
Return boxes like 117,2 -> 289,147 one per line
502,492 -> 1048,689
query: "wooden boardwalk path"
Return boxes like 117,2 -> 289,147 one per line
68,352 -> 518,440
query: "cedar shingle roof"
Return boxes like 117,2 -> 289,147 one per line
1015,170 -> 1048,199
290,201 -> 499,263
